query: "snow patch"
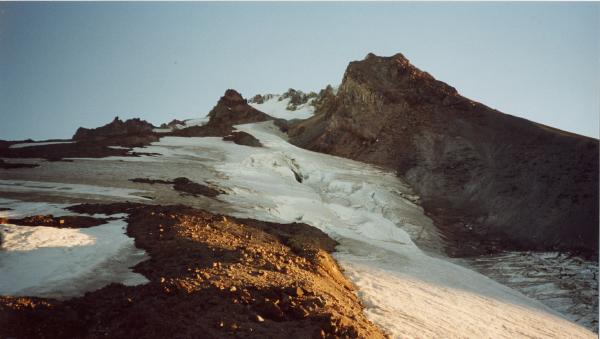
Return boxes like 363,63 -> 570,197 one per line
249,95 -> 315,120
9,141 -> 76,149
0,200 -> 149,299
182,117 -> 210,128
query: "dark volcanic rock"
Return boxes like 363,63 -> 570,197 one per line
289,52 -> 599,257
129,178 -> 174,185
73,117 -> 158,147
73,116 -> 153,140
160,119 -> 185,129
223,131 -> 263,147
249,94 -> 274,105
172,90 -> 277,137
130,177 -> 224,198
0,141 -> 133,161
0,117 -> 162,161
172,177 -> 222,198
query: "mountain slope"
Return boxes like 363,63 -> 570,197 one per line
289,53 -> 599,257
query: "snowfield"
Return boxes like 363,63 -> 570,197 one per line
249,95 -> 315,120
0,180 -> 150,201
110,121 -> 594,338
0,199 -> 148,299
8,141 -> 75,149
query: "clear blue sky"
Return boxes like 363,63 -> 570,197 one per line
1,2 -> 598,140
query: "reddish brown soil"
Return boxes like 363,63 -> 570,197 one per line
0,203 -> 386,338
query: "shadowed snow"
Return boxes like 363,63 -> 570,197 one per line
9,141 -> 75,149
0,180 -> 150,201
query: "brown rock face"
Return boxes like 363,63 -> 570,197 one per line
289,53 -> 599,257
73,117 -> 156,146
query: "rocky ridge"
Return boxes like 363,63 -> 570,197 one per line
250,88 -> 318,111
73,117 -> 158,147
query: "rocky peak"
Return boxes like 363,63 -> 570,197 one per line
73,116 -> 154,141
338,53 -> 461,108
173,90 -> 276,137
216,89 -> 247,109
289,52 -> 599,257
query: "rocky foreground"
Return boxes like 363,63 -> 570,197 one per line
0,203 -> 385,338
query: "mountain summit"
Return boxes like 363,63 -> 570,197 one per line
289,52 -> 599,256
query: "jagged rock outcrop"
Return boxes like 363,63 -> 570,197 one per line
289,53 -> 599,257
311,85 -> 337,113
160,119 -> 185,129
279,89 -> 317,110
249,94 -> 275,105
73,117 -> 158,147
250,89 -> 318,111
172,90 -> 277,137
